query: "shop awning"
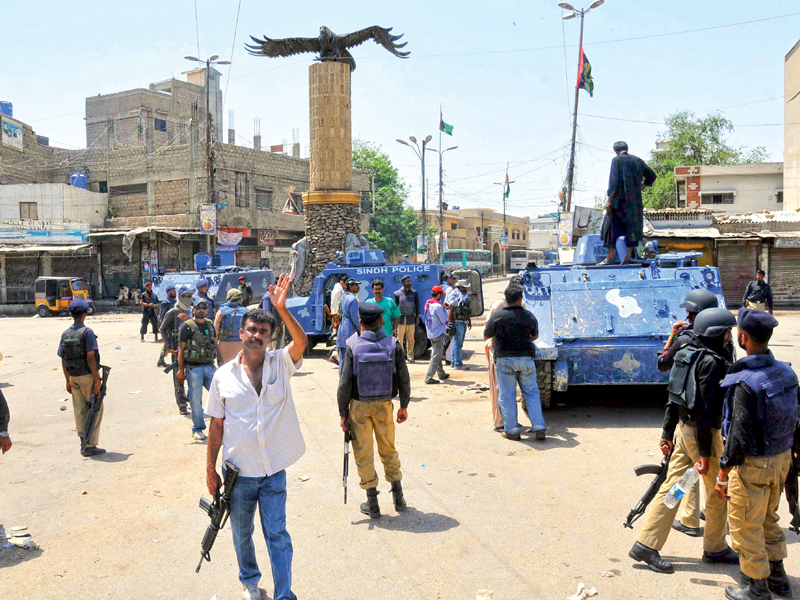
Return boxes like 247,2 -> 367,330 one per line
0,244 -> 93,254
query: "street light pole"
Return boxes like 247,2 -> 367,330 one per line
425,143 -> 458,260
494,167 -> 515,275
560,0 -> 604,213
184,54 -> 230,259
397,135 -> 433,260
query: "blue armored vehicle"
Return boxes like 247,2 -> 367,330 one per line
151,256 -> 275,306
286,247 -> 484,356
520,234 -> 725,407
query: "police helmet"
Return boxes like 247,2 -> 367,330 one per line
693,307 -> 736,338
684,289 -> 718,315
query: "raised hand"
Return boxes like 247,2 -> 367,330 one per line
269,274 -> 291,312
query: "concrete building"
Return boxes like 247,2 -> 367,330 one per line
674,163 -> 783,213
785,38 -> 800,211
0,184 -> 107,228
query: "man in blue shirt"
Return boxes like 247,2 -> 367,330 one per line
57,299 -> 105,456
194,278 -> 216,318
423,286 -> 450,384
336,279 -> 361,375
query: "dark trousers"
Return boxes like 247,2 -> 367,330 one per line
140,312 -> 158,335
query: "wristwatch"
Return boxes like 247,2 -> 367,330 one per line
0,431 -> 8,438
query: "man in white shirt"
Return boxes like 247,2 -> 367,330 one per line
205,274 -> 307,600
327,275 -> 347,364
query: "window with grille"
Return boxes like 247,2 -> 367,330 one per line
701,193 -> 734,205
154,118 -> 167,132
293,193 -> 303,213
19,202 -> 38,219
235,172 -> 249,208
255,188 -> 273,210
777,191 -> 783,204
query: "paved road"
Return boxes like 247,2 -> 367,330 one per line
2,280 -> 800,599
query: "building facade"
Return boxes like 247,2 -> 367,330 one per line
674,163 -> 783,213
785,38 -> 800,211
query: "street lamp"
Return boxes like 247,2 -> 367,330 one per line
559,0 -> 604,213
397,134 -> 433,258
493,172 -> 516,274
185,54 -> 231,255
425,144 -> 459,258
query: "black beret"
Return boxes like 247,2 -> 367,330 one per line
359,302 -> 384,323
737,307 -> 778,335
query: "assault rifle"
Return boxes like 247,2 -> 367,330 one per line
196,461 -> 240,572
343,416 -> 352,504
81,365 -> 111,454
785,425 -> 800,534
624,454 -> 671,529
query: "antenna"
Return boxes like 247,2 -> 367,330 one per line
254,117 -> 260,137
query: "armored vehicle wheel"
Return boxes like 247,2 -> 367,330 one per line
413,324 -> 429,359
536,360 -> 553,409
87,304 -> 96,316
37,304 -> 50,318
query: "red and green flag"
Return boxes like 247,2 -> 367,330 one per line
577,45 -> 594,97
439,110 -> 453,136
503,172 -> 510,199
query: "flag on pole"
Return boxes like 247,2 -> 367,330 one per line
439,110 -> 453,136
503,172 -> 510,199
577,45 -> 594,97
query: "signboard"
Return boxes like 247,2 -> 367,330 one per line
199,204 -> 216,234
775,237 -> 800,248
416,235 -> 428,262
258,229 -> 276,247
500,234 -> 508,250
558,212 -> 574,247
0,219 -> 89,244
281,186 -> 300,215
1,117 -> 23,151
217,227 -> 248,245
573,206 -> 605,240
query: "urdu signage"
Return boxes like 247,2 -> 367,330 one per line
0,219 -> 89,244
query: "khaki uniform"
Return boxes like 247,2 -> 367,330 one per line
70,373 -> 103,447
349,399 -> 402,490
396,323 -> 416,361
728,451 -> 791,580
637,422 -> 729,553
680,480 -> 702,529
745,301 -> 767,311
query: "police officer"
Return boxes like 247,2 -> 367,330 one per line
160,286 -> 194,414
237,275 -> 253,307
57,299 -> 105,456
140,281 -> 160,343
214,288 -> 248,364
336,279 -> 361,376
742,270 -> 774,315
177,298 -> 217,441
337,302 -> 412,519
194,278 -> 216,317
630,307 -> 738,573
156,284 -> 177,367
716,309 -> 799,600
658,288 -> 720,537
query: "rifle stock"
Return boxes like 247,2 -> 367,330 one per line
196,461 -> 239,572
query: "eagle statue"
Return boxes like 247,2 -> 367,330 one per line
245,25 -> 409,71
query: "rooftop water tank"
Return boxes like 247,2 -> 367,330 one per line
70,172 -> 87,189
0,101 -> 12,117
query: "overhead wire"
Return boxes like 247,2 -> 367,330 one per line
222,0 -> 243,109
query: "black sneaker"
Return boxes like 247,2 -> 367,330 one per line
82,447 -> 106,457
672,520 -> 702,537
703,547 -> 739,565
440,373 -> 450,380
424,379 -> 441,384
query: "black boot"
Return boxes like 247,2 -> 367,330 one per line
768,561 -> 792,598
629,541 -> 674,574
725,578 -> 772,600
154,334 -> 159,343
360,488 -> 380,519
391,481 -> 407,512
704,547 -> 740,565
141,334 -> 145,342
156,357 -> 168,368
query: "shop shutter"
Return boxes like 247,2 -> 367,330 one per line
716,241 -> 759,308
769,247 -> 800,308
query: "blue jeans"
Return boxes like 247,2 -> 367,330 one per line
230,470 -> 296,600
496,356 -> 546,435
452,320 -> 468,367
186,363 -> 215,432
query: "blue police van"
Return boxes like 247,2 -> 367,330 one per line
286,247 -> 484,357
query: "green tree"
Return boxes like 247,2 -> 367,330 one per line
643,111 -> 769,209
352,138 -> 419,257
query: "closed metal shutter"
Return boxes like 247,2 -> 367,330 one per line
716,241 -> 759,308
769,247 -> 800,308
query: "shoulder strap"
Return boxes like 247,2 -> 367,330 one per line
186,319 -> 198,331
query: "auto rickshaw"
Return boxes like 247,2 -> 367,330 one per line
34,277 -> 95,317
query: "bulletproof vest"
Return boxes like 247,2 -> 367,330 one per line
348,330 -> 395,402
219,303 -> 246,341
667,341 -> 726,411
721,354 -> 799,456
60,325 -> 98,377
397,289 -> 417,316
451,295 -> 471,322
184,319 -> 217,364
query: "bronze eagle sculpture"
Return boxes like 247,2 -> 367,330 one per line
245,25 -> 409,71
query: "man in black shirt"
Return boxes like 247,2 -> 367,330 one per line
630,308 -> 738,574
177,298 -> 217,441
140,281 -> 160,343
484,284 -> 546,441
742,270 -> 773,314
716,308 -> 799,600
394,274 -> 420,362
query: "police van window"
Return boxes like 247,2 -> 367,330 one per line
417,274 -> 429,282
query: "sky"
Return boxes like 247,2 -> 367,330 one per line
2,0 -> 798,219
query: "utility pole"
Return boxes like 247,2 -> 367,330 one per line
438,125 -> 444,259
396,135 -> 433,259
494,165 -> 514,275
560,0 -> 604,213
371,173 -> 375,215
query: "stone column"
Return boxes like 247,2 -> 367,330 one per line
299,62 -> 361,293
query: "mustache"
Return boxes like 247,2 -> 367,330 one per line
246,337 -> 265,346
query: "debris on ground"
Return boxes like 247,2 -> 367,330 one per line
81,490 -> 88,495
476,590 -> 494,600
60,406 -> 67,411
58,398 -> 68,402
465,383 -> 490,392
115,345 -> 122,349
567,583 -> 598,600
599,571 -> 615,578
130,390 -> 142,394
298,475 -> 310,482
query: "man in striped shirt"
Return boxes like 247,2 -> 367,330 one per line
205,274 -> 307,600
